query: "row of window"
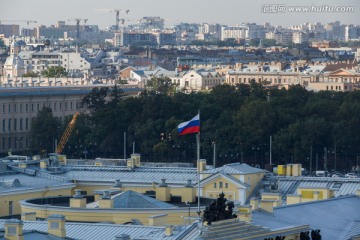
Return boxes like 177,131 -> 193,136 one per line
2,101 -> 82,114
228,77 -> 293,84
1,136 -> 29,150
2,118 -> 30,132
213,182 -> 229,189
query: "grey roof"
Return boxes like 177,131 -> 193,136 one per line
202,163 -> 265,175
277,176 -> 360,198
201,219 -> 307,240
88,190 -> 177,209
0,173 -> 72,193
62,166 -> 198,184
0,220 -> 199,240
252,195 -> 360,240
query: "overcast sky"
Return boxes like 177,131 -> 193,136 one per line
1,0 -> 359,29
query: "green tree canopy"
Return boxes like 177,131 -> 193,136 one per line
29,107 -> 62,155
42,66 -> 68,78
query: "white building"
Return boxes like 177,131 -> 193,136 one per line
292,31 -> 309,44
172,70 -> 224,93
3,37 -> 25,77
221,26 -> 248,41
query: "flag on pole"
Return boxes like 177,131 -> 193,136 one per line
177,114 -> 200,135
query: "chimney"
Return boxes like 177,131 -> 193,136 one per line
99,191 -> 114,208
250,197 -> 259,210
127,158 -> 134,170
165,225 -> 173,237
237,205 -> 252,222
47,214 -> 66,238
131,153 -> 141,167
197,159 -> 207,172
40,159 -> 48,170
156,179 -> 170,202
70,189 -> 86,208
181,180 -> 196,203
4,219 -> 24,240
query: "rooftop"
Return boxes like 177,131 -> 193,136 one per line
87,190 -> 177,209
202,163 -> 265,175
0,220 -> 199,240
252,195 -> 360,240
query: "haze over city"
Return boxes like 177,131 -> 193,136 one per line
1,0 -> 359,28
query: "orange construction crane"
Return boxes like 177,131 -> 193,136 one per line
56,112 -> 80,154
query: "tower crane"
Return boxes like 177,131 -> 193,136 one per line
94,9 -> 129,31
0,20 -> 37,25
56,112 -> 80,154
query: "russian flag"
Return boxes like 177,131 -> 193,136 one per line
177,114 -> 200,135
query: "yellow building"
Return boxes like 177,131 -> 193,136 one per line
200,163 -> 265,204
2,155 -> 266,225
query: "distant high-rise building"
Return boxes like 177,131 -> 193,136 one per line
0,24 -> 20,37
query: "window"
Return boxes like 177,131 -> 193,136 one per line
8,104 -> 11,113
14,104 -> 16,113
14,119 -> 17,131
20,119 -> 23,130
2,119 -> 5,132
8,119 -> 11,131
2,137 -> 5,149
54,102 -> 57,111
225,183 -> 228,188
14,137 -> 17,149
25,118 -> 29,130
8,137 -> 11,149
31,104 -> 34,112
213,183 -> 217,188
20,104 -> 23,112
2,104 -> 5,113
70,102 -> 73,110
219,181 -> 223,188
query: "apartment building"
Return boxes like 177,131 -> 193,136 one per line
0,87 -> 90,153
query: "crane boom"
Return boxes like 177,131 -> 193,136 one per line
56,112 -> 80,154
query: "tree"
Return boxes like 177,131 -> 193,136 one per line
42,66 -> 68,78
22,72 -> 40,78
249,38 -> 261,46
29,107 -> 62,155
147,77 -> 176,95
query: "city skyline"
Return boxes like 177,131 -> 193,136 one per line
1,0 -> 359,29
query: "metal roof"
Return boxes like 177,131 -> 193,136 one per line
202,163 -> 265,175
252,195 -> 360,240
0,173 -> 72,193
277,176 -> 360,198
87,190 -> 177,209
62,166 -> 198,184
0,220 -> 199,240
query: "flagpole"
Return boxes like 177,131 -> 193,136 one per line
197,110 -> 201,217
197,133 -> 201,217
